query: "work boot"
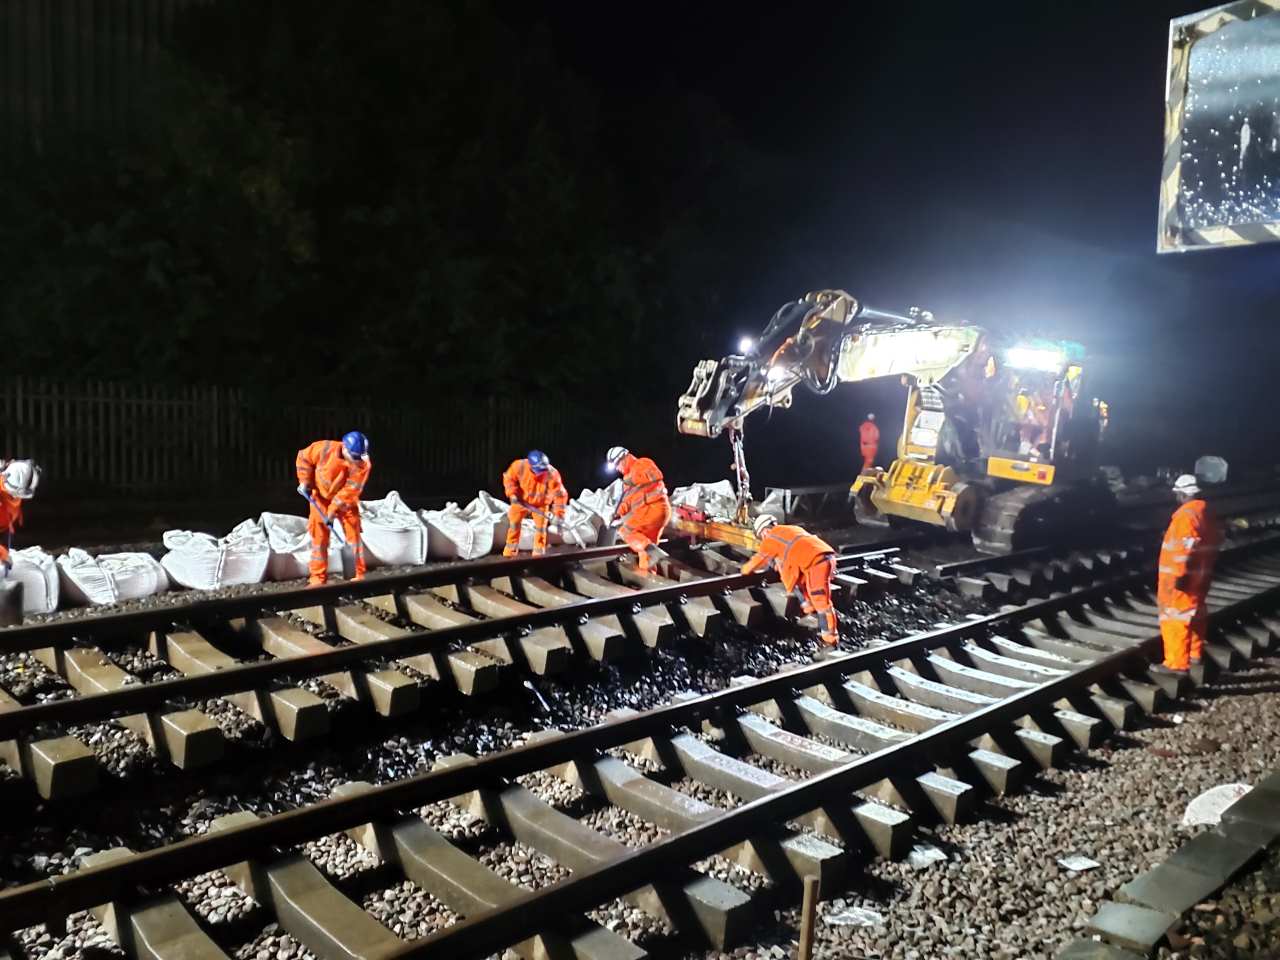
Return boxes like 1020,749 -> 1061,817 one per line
502,547 -> 519,558
1150,664 -> 1189,677
819,632 -> 839,648
308,576 -> 326,588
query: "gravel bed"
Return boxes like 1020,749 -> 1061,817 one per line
233,926 -> 318,960
699,656 -> 1280,960
1173,841 -> 1280,958
301,832 -> 381,881
362,880 -> 458,940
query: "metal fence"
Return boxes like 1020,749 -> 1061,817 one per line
0,376 -> 604,500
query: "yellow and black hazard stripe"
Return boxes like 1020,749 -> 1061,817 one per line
1159,0 -> 1280,253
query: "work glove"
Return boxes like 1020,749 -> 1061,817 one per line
298,482 -> 312,497
509,495 -> 519,505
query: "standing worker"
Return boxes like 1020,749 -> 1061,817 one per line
295,432 -> 371,586
0,460 -> 40,574
606,446 -> 671,573
502,450 -> 569,557
858,413 -> 880,471
741,515 -> 840,647
1153,474 -> 1221,675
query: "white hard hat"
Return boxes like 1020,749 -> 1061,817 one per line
1172,473 -> 1200,496
867,413 -> 875,421
606,446 -> 629,470
753,514 -> 777,538
2,460 -> 40,499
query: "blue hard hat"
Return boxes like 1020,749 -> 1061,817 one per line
528,449 -> 550,473
343,431 -> 369,458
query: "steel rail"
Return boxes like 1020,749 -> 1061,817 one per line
394,569 -> 1280,960
0,568 -> 765,739
0,543 -> 910,737
4,535 -> 1274,931
0,546 -> 634,651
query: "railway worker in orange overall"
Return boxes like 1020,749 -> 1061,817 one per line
606,446 -> 672,573
502,450 -> 569,557
741,514 -> 840,647
0,460 -> 40,575
295,432 -> 370,586
1153,474 -> 1221,675
858,413 -> 880,471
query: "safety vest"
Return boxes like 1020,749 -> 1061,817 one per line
296,440 -> 372,511
0,489 -> 22,535
754,524 -> 836,593
618,456 -> 669,515
502,459 -> 568,509
1158,498 -> 1220,598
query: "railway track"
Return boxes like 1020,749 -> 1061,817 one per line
4,516 -> 1280,959
2,483 -> 1279,804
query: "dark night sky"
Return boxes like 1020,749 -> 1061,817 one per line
521,1 -> 1280,483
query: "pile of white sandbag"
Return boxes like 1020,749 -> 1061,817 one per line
579,479 -> 624,526
671,479 -> 737,520
57,549 -> 170,606
160,519 -> 272,591
359,491 -> 430,566
6,546 -> 60,615
260,512 -> 344,580
420,499 -> 505,561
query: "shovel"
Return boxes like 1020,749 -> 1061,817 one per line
516,501 -> 588,549
300,489 -> 359,580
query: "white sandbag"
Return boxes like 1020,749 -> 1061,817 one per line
57,549 -> 170,606
420,502 -> 494,561
467,491 -> 512,554
578,479 -> 624,526
756,488 -> 787,523
359,491 -> 429,567
261,512 -> 343,581
7,546 -> 59,614
160,519 -> 271,590
671,479 -> 737,520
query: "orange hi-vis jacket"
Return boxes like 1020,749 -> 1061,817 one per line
295,440 -> 372,516
0,489 -> 23,564
858,420 -> 879,454
503,459 -> 569,514
1158,498 -> 1220,606
741,524 -> 836,592
617,456 -> 669,518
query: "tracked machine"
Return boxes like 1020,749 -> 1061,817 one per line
675,289 -> 1113,553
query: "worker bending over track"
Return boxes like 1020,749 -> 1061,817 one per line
295,432 -> 371,586
741,515 -> 840,647
858,413 -> 879,471
607,446 -> 671,573
0,460 -> 40,574
503,450 -> 568,557
1154,473 -> 1221,674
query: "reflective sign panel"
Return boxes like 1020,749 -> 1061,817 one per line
1159,1 -> 1280,252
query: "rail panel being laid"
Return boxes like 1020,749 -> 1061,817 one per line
2,529 -> 1279,957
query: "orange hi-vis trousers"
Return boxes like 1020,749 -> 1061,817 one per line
505,502 -> 559,556
307,498 -> 366,585
620,501 -> 672,572
802,556 -> 838,645
1158,580 -> 1206,670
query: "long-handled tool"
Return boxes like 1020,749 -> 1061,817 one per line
299,488 -> 359,580
515,501 -> 588,549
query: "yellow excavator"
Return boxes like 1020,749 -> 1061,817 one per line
675,289 -> 1113,553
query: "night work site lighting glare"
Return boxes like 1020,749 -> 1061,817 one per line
738,336 -> 756,354
1004,346 -> 1066,373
